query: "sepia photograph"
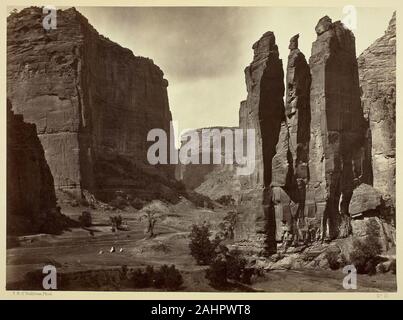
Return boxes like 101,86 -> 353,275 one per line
4,3 -> 397,294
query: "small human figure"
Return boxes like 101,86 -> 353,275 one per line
280,220 -> 291,252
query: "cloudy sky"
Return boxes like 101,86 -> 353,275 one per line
15,6 -> 396,137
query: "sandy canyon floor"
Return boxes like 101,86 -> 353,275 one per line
6,199 -> 396,292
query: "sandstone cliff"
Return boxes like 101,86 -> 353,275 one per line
307,16 -> 369,240
7,7 -> 175,203
358,12 -> 396,205
235,31 -> 285,254
234,15 -> 395,255
176,127 -> 240,202
7,99 -> 71,235
176,126 -> 238,196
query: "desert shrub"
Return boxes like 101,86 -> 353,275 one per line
205,249 -> 252,288
129,265 -> 183,290
216,195 -> 235,206
189,223 -> 219,265
110,215 -> 123,229
109,196 -> 128,210
377,262 -> 388,274
119,265 -> 129,281
226,250 -> 250,283
349,219 -> 382,274
79,211 -> 92,227
325,250 -> 345,270
159,265 -> 183,290
130,198 -> 146,210
218,211 -> 237,240
140,265 -> 155,287
130,269 -> 150,288
185,191 -> 214,209
205,258 -> 228,289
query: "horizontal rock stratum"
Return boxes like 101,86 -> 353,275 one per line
7,7 -> 175,202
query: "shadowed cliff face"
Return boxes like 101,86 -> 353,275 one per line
358,12 -> 396,206
308,16 -> 369,239
234,14 -> 395,255
235,31 -> 284,254
7,7 -> 174,202
7,99 -> 59,235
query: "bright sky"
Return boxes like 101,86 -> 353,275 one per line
11,6 -> 396,137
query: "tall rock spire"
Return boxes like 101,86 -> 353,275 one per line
236,31 -> 285,254
307,16 -> 367,239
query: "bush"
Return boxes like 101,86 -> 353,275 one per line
109,196 -> 128,210
218,211 -> 237,240
185,191 -> 214,209
216,195 -> 235,206
130,269 -> 150,288
129,264 -> 183,290
226,250 -> 250,283
110,215 -> 123,229
130,198 -> 146,210
189,223 -> 219,265
79,211 -> 92,227
160,265 -> 184,290
205,257 -> 228,289
349,219 -> 382,274
205,249 -> 252,289
325,250 -> 345,270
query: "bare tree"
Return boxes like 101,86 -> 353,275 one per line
142,210 -> 158,238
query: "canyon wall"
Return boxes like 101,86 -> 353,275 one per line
7,99 -> 63,235
307,16 -> 369,240
235,31 -> 285,254
7,7 -> 174,202
235,14 -> 395,255
176,127 -> 241,201
358,12 -> 396,205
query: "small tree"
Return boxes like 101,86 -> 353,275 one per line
110,215 -> 123,229
79,211 -> 92,227
129,264 -> 183,290
162,265 -> 184,290
142,210 -> 158,238
189,223 -> 218,265
205,256 -> 228,289
205,248 -> 252,288
219,211 -> 237,240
